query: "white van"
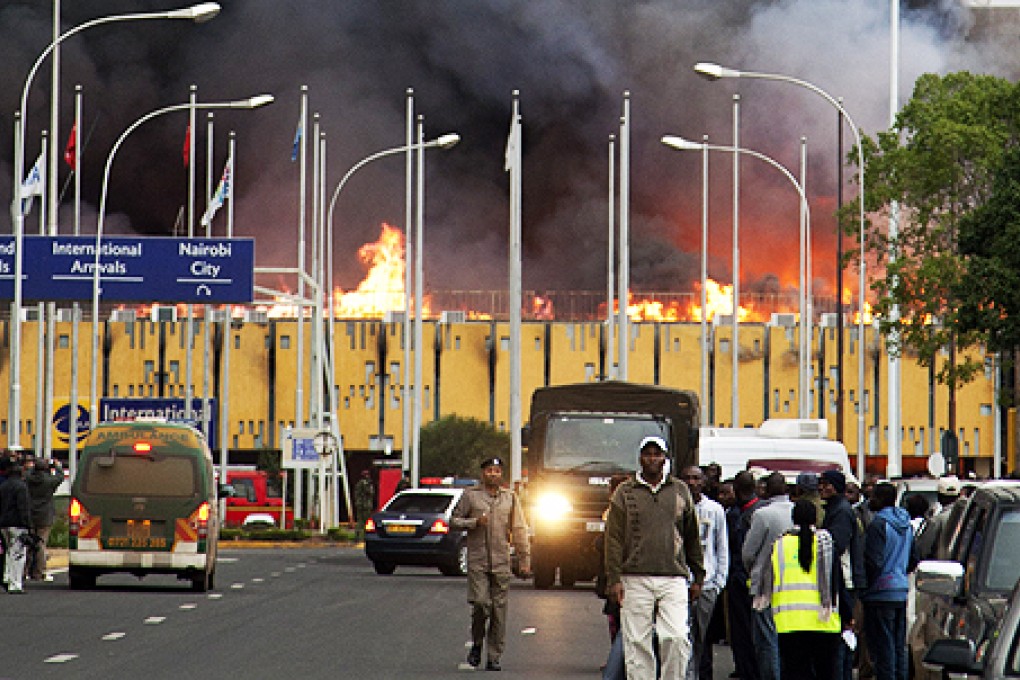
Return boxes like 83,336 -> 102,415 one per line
699,419 -> 854,483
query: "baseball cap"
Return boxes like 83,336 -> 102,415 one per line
937,476 -> 961,496
480,457 -> 504,470
638,436 -> 668,453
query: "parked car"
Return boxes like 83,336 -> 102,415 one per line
364,488 -> 468,576
909,483 -> 1020,679
923,577 -> 1020,678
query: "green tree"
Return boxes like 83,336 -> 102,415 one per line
419,415 -> 511,478
855,71 -> 1019,392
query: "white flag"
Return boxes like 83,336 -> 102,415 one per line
20,152 -> 45,216
200,156 -> 232,227
504,115 -> 521,173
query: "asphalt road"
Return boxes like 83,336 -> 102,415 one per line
3,546 -> 737,679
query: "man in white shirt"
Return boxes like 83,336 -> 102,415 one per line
680,465 -> 729,680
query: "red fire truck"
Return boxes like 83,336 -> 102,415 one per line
222,469 -> 293,529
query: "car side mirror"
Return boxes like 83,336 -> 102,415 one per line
915,560 -> 965,598
923,639 -> 983,675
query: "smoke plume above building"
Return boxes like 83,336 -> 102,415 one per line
1,0 -> 1016,301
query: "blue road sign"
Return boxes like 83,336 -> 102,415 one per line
100,397 -> 218,449
0,235 -> 254,303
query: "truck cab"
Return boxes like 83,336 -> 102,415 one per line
221,469 -> 292,529
523,381 -> 699,589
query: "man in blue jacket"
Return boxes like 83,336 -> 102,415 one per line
861,482 -> 919,680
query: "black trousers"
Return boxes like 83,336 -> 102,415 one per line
778,631 -> 840,680
726,579 -> 759,680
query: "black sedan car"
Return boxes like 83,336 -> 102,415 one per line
364,488 -> 468,576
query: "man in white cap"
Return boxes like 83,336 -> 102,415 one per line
605,436 -> 705,679
916,476 -> 962,560
451,457 -> 531,671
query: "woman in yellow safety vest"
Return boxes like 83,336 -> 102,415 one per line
760,498 -> 841,679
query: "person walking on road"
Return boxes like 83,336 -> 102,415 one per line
680,465 -> 728,680
0,462 -> 32,593
25,456 -> 63,582
861,482 -> 919,680
604,436 -> 705,680
743,471 -> 794,680
353,470 -> 376,539
451,457 -> 531,672
764,499 -> 842,679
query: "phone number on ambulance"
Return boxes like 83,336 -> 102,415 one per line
106,537 -> 168,549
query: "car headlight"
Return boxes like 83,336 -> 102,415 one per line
535,493 -> 572,521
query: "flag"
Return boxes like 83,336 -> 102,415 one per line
504,114 -> 521,173
20,152 -> 45,216
200,156 -> 232,227
290,119 -> 302,162
182,124 -> 191,167
64,123 -> 77,169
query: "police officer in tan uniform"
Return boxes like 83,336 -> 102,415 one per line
451,457 -> 531,671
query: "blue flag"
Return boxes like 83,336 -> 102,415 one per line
290,119 -> 302,162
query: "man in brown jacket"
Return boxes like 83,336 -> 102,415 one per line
451,457 -> 531,671
605,436 -> 705,679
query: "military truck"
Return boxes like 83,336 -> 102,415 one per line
521,381 -> 699,589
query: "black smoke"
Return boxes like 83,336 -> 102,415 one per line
1,0 -> 1015,298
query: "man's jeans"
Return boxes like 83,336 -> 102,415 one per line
863,601 -> 908,680
752,606 -> 781,680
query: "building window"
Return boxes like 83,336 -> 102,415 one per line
280,335 -> 291,349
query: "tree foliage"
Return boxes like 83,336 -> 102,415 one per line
419,415 -> 511,479
853,71 -> 1020,389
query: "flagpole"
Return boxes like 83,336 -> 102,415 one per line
37,131 -> 48,454
311,112 -> 321,433
295,85 -> 308,522
606,134 -> 615,380
509,91 -> 523,483
617,92 -> 630,381
402,88 -> 414,482
203,111 -> 214,442
220,130 -> 236,510
186,84 -> 197,424
412,114 -> 425,488
69,84 -> 82,480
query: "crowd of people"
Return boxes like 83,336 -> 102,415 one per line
595,441 -> 922,680
0,449 -> 64,593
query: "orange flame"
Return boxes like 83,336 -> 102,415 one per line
689,279 -> 756,322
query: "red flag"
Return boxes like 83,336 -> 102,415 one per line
63,123 -> 77,169
182,124 -> 191,166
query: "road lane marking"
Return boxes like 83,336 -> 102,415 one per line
180,603 -> 198,610
284,567 -> 296,573
230,583 -> 245,589
521,627 -> 537,635
143,616 -> 166,625
251,577 -> 265,583
217,557 -> 239,563
102,632 -> 126,641
271,571 -> 282,577
44,654 -> 78,664
208,593 -> 223,599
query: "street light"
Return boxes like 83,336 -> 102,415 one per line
8,2 -> 221,449
323,131 -> 459,506
693,61 -> 869,480
661,135 -> 813,416
89,94 -> 274,428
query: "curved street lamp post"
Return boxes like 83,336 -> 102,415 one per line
8,2 -> 221,450
661,135 -> 813,417
89,94 -> 274,428
694,61 -> 869,480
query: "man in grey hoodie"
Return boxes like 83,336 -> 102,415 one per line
742,472 -> 793,680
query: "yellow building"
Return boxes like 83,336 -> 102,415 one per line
0,316 -> 1004,477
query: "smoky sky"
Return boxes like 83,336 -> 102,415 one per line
1,0 -> 1017,299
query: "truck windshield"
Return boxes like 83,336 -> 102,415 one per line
544,413 -> 668,471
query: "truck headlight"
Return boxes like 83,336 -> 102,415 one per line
535,493 -> 572,521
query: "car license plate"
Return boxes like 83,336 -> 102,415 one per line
386,524 -> 416,535
586,521 -> 605,532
